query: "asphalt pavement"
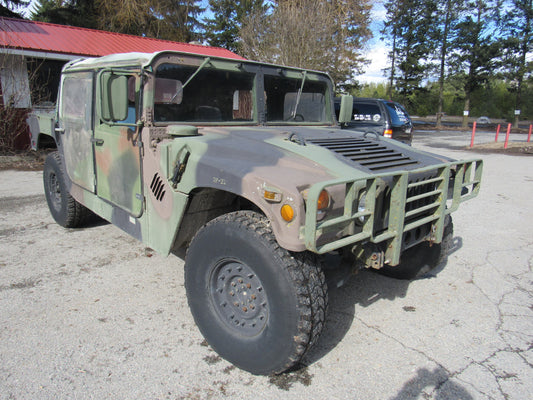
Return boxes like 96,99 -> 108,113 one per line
0,130 -> 532,399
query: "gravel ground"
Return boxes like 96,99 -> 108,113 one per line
0,131 -> 532,399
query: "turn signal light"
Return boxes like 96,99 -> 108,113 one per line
281,204 -> 295,222
317,189 -> 330,210
384,129 -> 393,138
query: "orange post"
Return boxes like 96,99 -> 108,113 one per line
495,124 -> 501,142
470,121 -> 477,148
528,125 -> 532,143
504,123 -> 511,149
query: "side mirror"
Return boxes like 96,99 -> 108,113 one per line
338,94 -> 353,125
100,73 -> 128,122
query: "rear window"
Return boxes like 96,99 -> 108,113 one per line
352,103 -> 383,123
385,102 -> 410,125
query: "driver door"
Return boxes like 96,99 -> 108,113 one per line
93,72 -> 143,217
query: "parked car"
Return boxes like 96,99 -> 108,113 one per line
335,97 -> 413,144
476,116 -> 491,125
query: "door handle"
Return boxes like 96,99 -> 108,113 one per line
91,138 -> 104,146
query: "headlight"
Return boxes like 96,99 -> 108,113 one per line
357,190 -> 367,225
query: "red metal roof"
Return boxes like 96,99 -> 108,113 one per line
0,17 -> 244,60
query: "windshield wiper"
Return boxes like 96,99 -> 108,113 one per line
291,70 -> 307,119
170,57 -> 211,102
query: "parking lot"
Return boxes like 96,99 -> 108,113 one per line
1,130 -> 532,399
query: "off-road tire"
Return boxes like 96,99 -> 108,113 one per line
378,216 -> 454,280
185,210 -> 327,375
43,152 -> 93,228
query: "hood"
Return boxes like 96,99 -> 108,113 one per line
198,125 -> 453,177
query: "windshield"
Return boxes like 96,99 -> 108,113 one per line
154,63 -> 255,123
264,74 -> 329,124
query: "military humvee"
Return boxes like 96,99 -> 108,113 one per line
28,51 -> 482,375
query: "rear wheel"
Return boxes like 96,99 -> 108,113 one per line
378,216 -> 454,280
185,211 -> 327,375
43,152 -> 93,228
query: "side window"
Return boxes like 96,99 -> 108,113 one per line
60,72 -> 92,129
122,76 -> 137,124
352,103 -> 382,123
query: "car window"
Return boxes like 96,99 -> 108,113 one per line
352,103 -> 383,123
385,102 -> 410,125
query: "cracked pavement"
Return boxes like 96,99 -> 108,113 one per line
1,131 -> 532,399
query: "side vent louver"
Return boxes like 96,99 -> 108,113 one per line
150,173 -> 166,202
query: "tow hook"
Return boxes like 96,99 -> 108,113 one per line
429,224 -> 437,246
352,244 -> 385,270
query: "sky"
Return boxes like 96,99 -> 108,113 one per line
358,2 -> 389,84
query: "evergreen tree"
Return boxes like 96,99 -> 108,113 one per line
32,0 -> 204,43
432,0 -> 465,128
382,0 -> 437,104
498,0 -> 533,127
450,0 -> 501,128
32,1 -> 98,29
204,0 -> 267,52
93,0 -> 204,42
1,0 -> 30,18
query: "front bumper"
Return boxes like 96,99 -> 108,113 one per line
302,159 -> 483,266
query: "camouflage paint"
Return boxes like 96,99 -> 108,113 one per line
34,50 -> 483,266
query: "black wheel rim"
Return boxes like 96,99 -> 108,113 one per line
209,258 -> 269,336
48,171 -> 62,212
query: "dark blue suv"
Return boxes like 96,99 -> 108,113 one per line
335,97 -> 413,145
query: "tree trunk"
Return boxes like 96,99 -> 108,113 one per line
436,0 -> 452,130
462,96 -> 470,130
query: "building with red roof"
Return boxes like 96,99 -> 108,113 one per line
0,16 -> 242,149
0,17 -> 242,61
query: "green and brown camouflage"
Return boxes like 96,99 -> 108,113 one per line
29,50 -> 482,269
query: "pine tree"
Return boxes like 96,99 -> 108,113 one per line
204,0 -> 267,52
32,1 -> 98,29
0,0 -> 29,18
498,0 -> 533,128
382,0 -> 437,105
450,0 -> 501,128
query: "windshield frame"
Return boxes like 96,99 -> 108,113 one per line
147,54 -> 336,127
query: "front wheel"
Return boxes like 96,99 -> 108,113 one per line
185,211 -> 327,375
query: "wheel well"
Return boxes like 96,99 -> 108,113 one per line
172,188 -> 262,251
37,134 -> 57,149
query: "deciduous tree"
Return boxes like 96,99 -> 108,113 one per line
240,0 -> 372,89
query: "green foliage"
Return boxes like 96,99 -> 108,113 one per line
204,0 -> 268,52
351,82 -> 389,99
356,77 -> 532,121
32,1 -> 98,29
31,0 -> 204,42
382,0 -> 438,95
1,0 -> 30,17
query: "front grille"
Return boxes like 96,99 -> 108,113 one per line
308,137 -> 418,171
